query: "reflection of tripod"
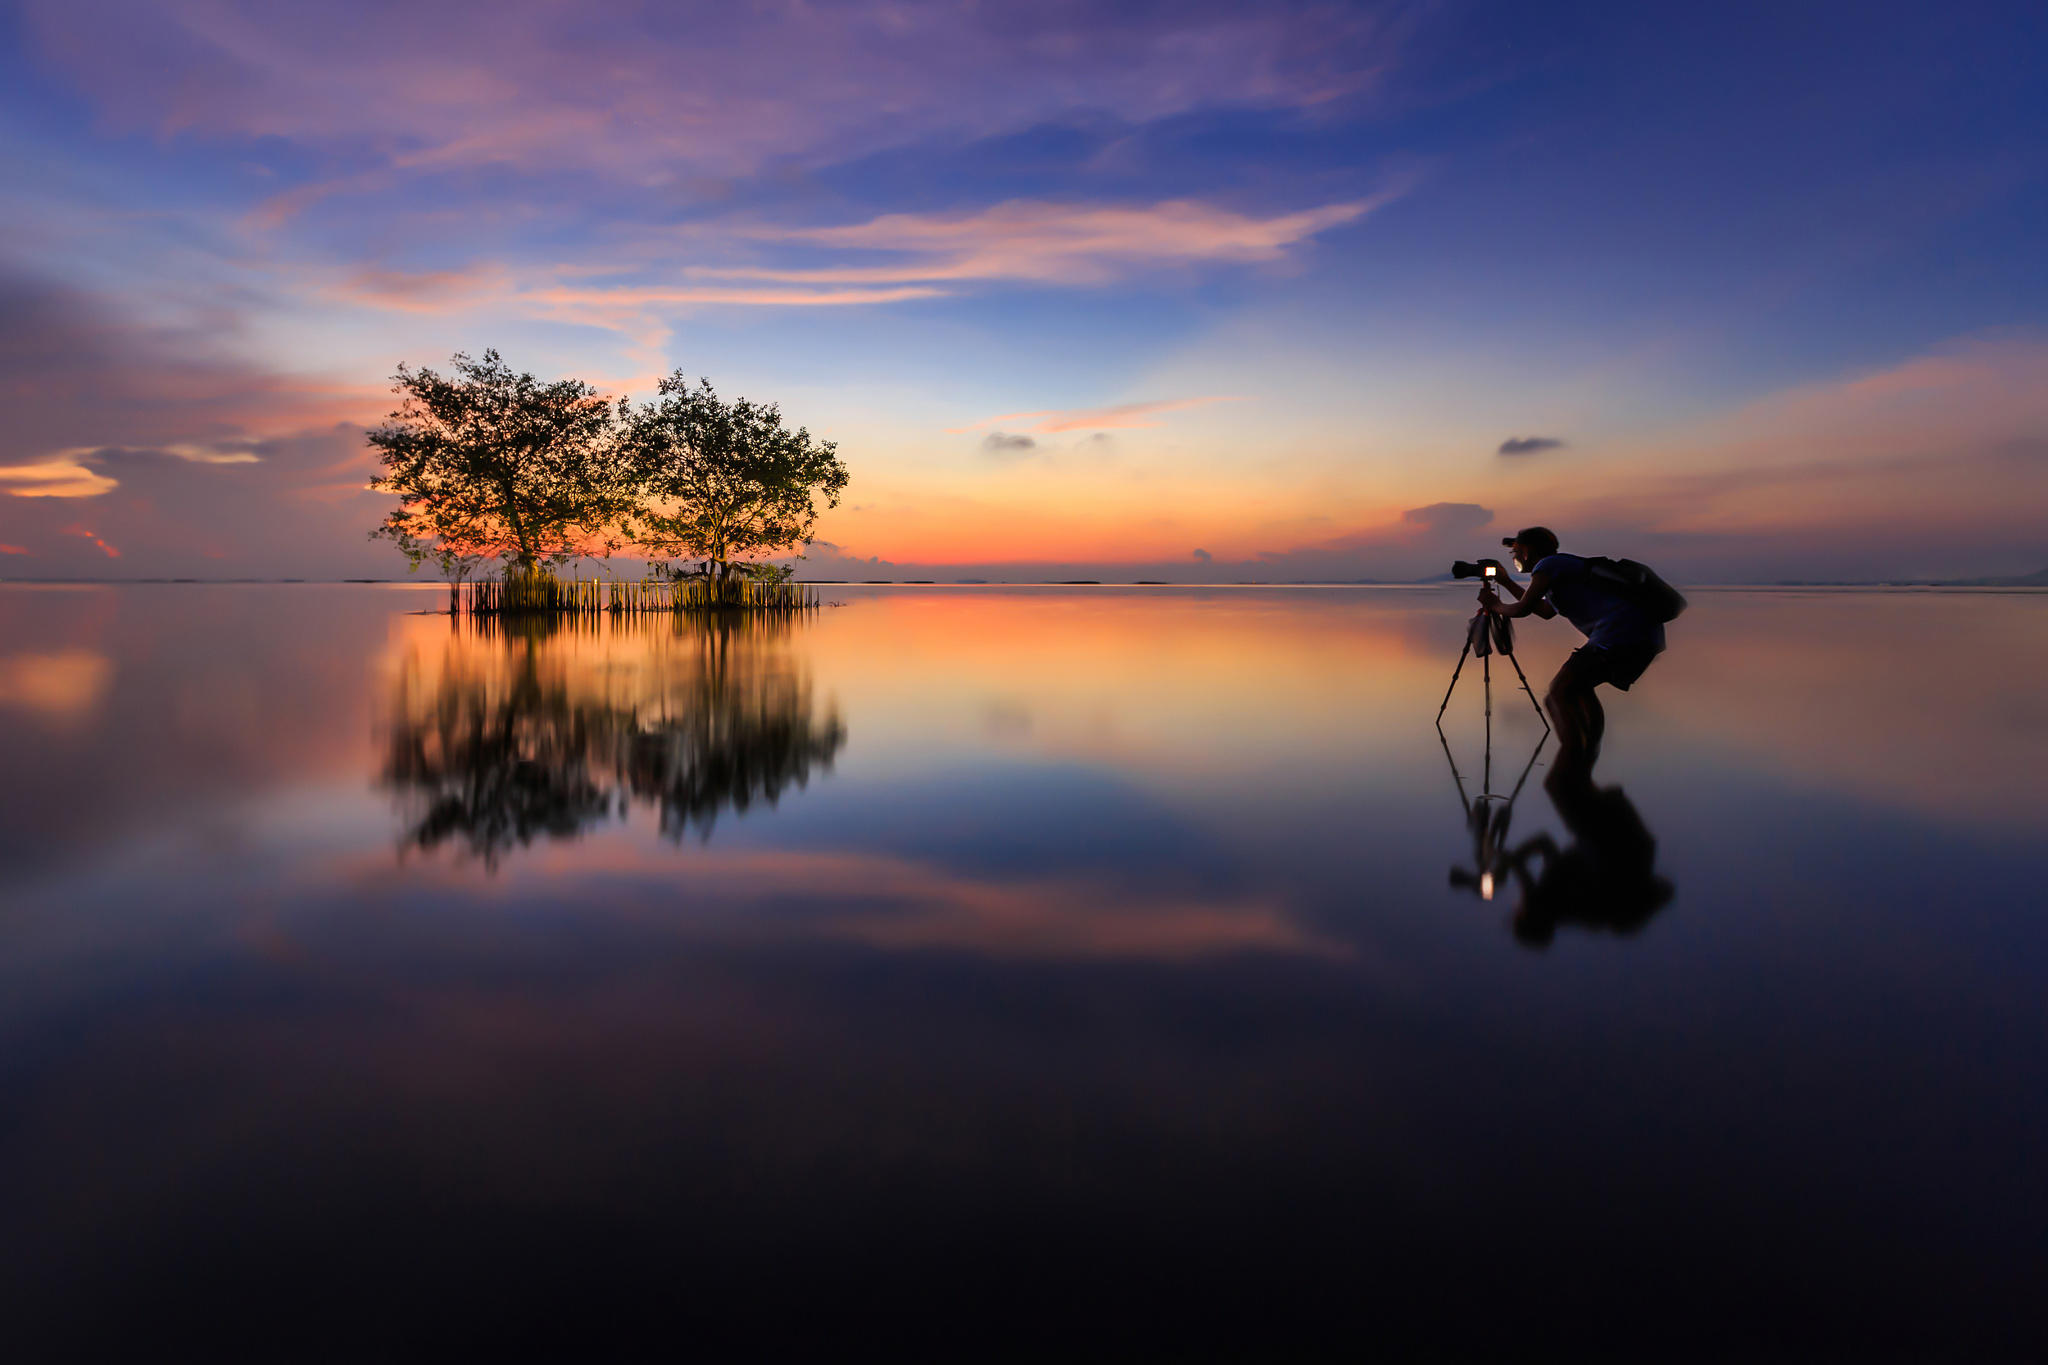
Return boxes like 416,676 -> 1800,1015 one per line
1442,726 -> 1546,902
1435,585 -> 1550,743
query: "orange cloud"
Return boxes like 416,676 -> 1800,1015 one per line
0,543 -> 27,554
0,454 -> 119,498
62,523 -> 121,557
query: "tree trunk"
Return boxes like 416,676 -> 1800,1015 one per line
501,480 -> 534,572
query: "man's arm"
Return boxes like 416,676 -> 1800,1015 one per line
1478,559 -> 1528,600
1487,568 -> 1556,618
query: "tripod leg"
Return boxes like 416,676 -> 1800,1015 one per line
1438,727 -> 1471,816
1435,634 -> 1475,727
1501,647 -> 1552,735
1505,730 -> 1546,806
1483,653 -> 1493,789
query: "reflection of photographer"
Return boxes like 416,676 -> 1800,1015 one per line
1475,527 -> 1683,760
1501,764 -> 1674,948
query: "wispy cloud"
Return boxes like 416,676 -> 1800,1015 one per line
307,194 -> 1388,350
23,2 -> 1408,187
61,523 -> 121,558
1497,435 -> 1565,456
526,282 -> 947,312
322,263 -> 512,313
716,196 -> 1391,286
951,395 -> 1246,434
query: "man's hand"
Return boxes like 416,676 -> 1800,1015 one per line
1478,559 -> 1528,604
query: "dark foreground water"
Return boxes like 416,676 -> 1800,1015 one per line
1,584 -> 2043,1360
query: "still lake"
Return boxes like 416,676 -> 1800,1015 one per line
2,583 -> 2043,1359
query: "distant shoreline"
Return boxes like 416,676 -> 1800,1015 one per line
3,577 -> 2045,592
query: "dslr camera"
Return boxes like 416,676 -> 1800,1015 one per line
1450,560 -> 1499,580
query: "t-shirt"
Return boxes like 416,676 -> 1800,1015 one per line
1532,554 -> 1665,652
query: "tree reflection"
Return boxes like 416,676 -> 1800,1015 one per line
382,613 -> 845,864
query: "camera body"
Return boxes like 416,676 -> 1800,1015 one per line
1451,560 -> 1499,580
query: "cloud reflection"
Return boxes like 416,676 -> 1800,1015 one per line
0,649 -> 113,722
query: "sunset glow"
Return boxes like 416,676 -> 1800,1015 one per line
1,3 -> 2041,582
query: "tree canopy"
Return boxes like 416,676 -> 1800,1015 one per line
615,373 -> 849,582
368,350 -> 624,575
367,354 -> 849,594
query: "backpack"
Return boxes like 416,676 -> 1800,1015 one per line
1585,556 -> 1687,623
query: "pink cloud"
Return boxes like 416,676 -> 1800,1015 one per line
727,197 -> 1390,286
0,270 -> 384,491
1492,335 -> 2048,580
323,264 -> 512,314
0,543 -> 28,555
22,2 -> 1406,186
527,283 -> 947,312
0,270 -> 400,577
309,195 -> 1380,352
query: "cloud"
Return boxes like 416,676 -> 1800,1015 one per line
339,193 -> 1392,353
492,277 -> 954,362
1401,502 -> 1494,533
980,432 -> 1037,456
951,395 -> 1244,434
1507,335 -> 2048,580
1497,436 -> 1565,456
721,196 -> 1392,287
0,268 -> 376,480
0,269 -> 399,576
1191,548 -> 1213,562
61,524 -> 121,558
0,544 -> 30,555
18,2 -> 1407,188
323,263 -> 512,314
0,453 -> 120,498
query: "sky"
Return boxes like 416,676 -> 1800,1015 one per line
0,0 -> 2044,583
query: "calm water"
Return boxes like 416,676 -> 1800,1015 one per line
2,584 -> 2043,1359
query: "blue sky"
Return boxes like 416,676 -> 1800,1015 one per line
1,0 -> 2044,580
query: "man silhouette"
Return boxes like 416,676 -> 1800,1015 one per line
1480,526 -> 1664,760
1500,761 -> 1674,947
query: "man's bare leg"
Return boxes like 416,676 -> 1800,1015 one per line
1583,687 -> 1606,761
1545,668 -> 1601,763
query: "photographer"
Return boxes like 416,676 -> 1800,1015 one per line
1478,526 -> 1665,761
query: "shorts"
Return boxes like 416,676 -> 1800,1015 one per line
1557,639 -> 1661,692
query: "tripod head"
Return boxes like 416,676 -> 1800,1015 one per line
1436,579 -> 1550,738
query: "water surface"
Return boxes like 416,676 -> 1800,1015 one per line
2,584 -> 2043,1358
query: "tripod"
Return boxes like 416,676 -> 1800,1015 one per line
1442,724 -> 1546,902
1435,584 -> 1550,745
